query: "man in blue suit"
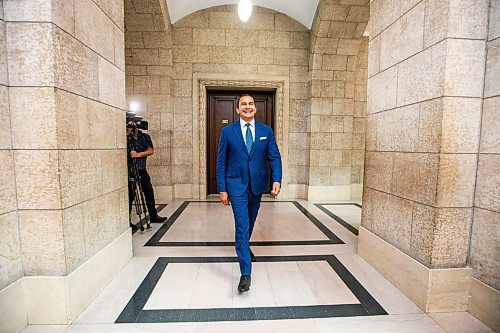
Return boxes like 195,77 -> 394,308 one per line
217,94 -> 282,293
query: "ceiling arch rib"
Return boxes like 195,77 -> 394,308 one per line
165,0 -> 320,29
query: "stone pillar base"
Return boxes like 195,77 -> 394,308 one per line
0,230 -> 132,332
468,276 -> 500,332
358,227 -> 471,312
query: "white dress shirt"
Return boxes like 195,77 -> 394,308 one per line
240,118 -> 255,145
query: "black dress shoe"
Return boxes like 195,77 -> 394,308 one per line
152,215 -> 168,223
250,249 -> 256,262
129,223 -> 138,231
238,275 -> 251,292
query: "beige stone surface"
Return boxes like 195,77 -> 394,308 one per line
484,38 -> 500,98
0,211 -> 22,289
0,150 -> 16,215
423,0 -> 448,48
94,0 -> 124,31
444,39 -> 485,97
98,56 -> 125,108
391,152 -> 439,206
480,96 -> 500,153
75,0 -> 114,62
469,208 -> 500,290
367,65 -> 397,113
0,22 -> 7,86
427,268 -> 471,312
83,191 -> 124,259
376,105 -> 419,152
369,0 -> 400,38
431,208 -> 472,268
475,154 -> 500,212
6,22 -> 55,86
62,203 -> 86,273
397,40 -> 446,107
365,113 -> 377,150
436,153 -> 477,207
488,0 -> 500,41
367,34 -> 381,77
19,210 -> 65,275
468,277 -> 500,332
0,86 -> 10,149
416,99 -> 442,153
14,150 -> 61,210
54,27 -> 99,100
410,203 -> 434,266
443,100 -> 482,149
9,87 -> 57,149
364,151 -> 393,193
114,26 -> 125,71
380,2 -> 423,71
59,150 -> 100,208
3,0 -> 51,22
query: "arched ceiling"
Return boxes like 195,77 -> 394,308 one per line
165,0 -> 320,29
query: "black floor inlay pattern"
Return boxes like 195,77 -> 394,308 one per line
115,255 -> 387,323
144,201 -> 344,247
314,203 -> 361,236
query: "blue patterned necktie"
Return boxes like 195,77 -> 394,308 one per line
245,123 -> 253,153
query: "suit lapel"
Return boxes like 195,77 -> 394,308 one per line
231,122 -> 249,156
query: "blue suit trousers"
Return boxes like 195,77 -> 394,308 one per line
229,183 -> 262,276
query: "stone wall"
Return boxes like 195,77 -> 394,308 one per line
308,0 -> 369,200
1,0 -> 130,329
125,0 -> 173,201
0,0 -> 22,293
469,0 -> 500,291
363,0 -> 487,268
169,5 -> 310,197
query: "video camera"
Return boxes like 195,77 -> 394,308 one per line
126,112 -> 148,130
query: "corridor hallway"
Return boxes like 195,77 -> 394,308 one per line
23,200 -> 493,333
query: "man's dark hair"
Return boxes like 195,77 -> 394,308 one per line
238,94 -> 254,106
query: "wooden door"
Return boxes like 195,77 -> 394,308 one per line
207,90 -> 275,195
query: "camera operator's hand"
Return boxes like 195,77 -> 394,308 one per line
130,150 -> 140,158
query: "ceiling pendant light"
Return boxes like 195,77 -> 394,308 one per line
238,0 -> 253,22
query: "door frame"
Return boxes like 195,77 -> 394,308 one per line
206,90 -> 276,195
191,73 -> 290,199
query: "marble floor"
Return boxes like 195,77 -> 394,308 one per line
22,199 -> 494,333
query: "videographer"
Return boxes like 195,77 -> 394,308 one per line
127,120 -> 167,230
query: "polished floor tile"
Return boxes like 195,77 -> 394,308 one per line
21,199 -> 495,333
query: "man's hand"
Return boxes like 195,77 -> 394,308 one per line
271,182 -> 281,198
130,150 -> 140,158
220,192 -> 230,205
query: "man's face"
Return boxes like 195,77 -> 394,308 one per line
236,95 -> 256,122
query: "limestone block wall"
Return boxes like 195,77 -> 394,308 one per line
308,0 -> 369,200
363,0 -> 488,269
3,0 -> 128,277
469,0 -> 500,291
0,0 -> 23,292
124,0 -> 173,201
170,5 -> 310,195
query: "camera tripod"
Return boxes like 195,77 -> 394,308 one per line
127,137 -> 151,232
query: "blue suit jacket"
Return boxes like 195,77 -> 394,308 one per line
217,121 -> 282,196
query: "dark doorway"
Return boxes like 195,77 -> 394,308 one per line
207,90 -> 275,195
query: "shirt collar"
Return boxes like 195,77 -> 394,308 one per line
240,118 -> 255,128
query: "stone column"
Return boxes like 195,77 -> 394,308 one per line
467,1 -> 500,331
308,0 -> 369,201
125,0 -> 173,201
360,0 -> 490,313
0,0 -> 131,330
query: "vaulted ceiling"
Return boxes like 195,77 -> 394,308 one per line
165,0 -> 320,29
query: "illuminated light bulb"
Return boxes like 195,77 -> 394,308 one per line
238,0 -> 252,22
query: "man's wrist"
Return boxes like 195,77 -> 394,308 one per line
273,182 -> 280,186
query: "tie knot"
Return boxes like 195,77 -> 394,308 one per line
245,123 -> 251,128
